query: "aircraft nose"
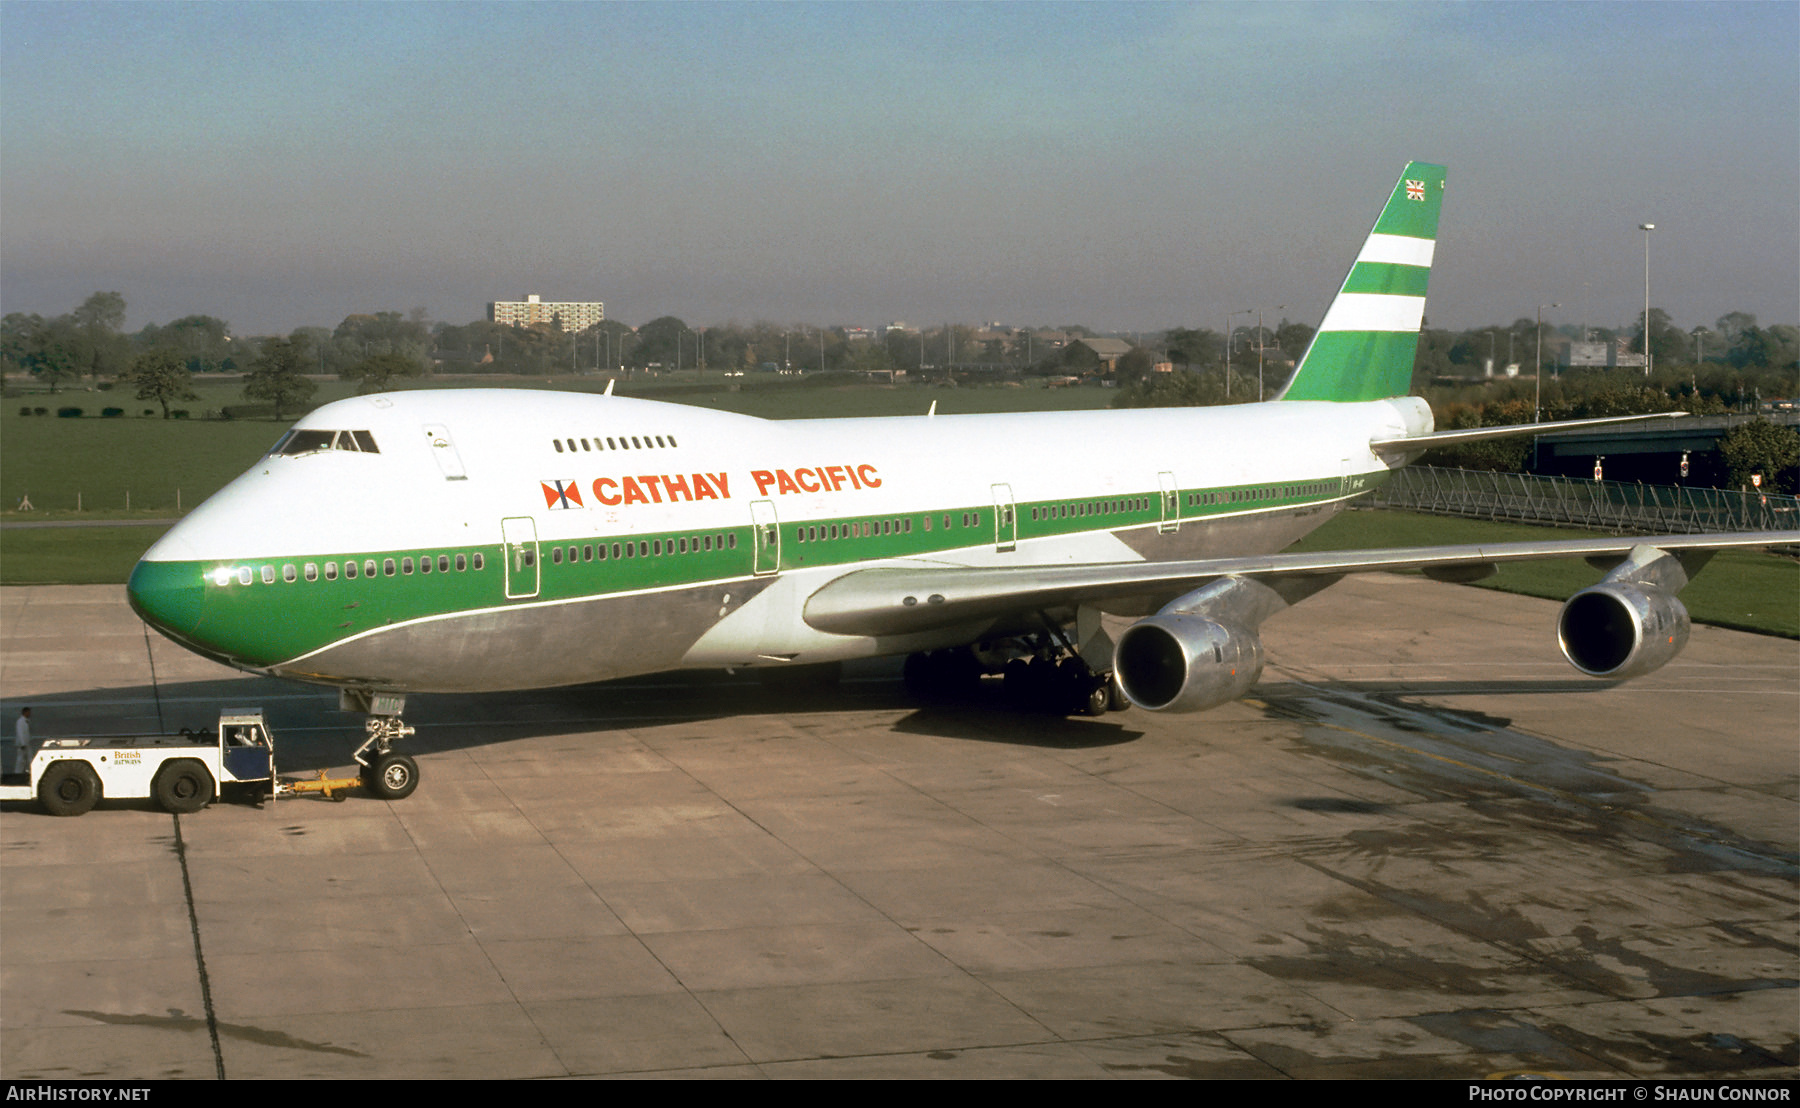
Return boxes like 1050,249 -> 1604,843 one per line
128,533 -> 210,646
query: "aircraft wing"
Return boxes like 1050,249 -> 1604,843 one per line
801,530 -> 1799,637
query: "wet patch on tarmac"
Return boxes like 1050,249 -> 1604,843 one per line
1265,687 -> 1798,872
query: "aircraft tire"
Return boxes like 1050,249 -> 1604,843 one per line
1080,683 -> 1110,718
154,759 -> 215,814
905,649 -> 981,701
1055,657 -> 1095,715
1106,674 -> 1130,712
366,753 -> 419,801
941,648 -> 984,697
39,761 -> 102,817
1002,659 -> 1032,707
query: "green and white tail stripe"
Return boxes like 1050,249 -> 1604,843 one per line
1278,161 -> 1446,403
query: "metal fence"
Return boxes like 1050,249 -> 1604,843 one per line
1369,466 -> 1799,534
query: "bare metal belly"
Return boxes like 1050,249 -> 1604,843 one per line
273,578 -> 775,693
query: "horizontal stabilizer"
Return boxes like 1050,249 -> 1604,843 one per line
1370,412 -> 1687,454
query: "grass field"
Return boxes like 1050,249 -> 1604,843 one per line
0,525 -> 172,586
2,374 -> 1110,519
2,376 -> 1792,636
1292,509 -> 1797,638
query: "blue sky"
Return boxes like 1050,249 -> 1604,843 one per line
2,1 -> 1795,339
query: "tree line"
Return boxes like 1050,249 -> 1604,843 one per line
4,292 -> 1794,435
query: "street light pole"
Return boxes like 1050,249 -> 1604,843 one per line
1224,309 -> 1250,399
1535,302 -> 1559,423
1639,222 -> 1656,378
1255,305 -> 1284,402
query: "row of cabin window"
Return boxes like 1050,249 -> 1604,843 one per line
797,517 -> 913,543
794,511 -> 992,544
1030,497 -> 1151,523
547,532 -> 739,565
1186,483 -> 1334,508
553,433 -> 678,454
216,551 -> 485,587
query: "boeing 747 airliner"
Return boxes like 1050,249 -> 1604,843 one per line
125,162 -> 1798,802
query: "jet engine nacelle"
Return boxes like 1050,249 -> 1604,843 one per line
1557,581 -> 1689,680
1114,614 -> 1265,713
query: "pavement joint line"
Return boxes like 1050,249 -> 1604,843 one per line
482,742 -> 759,1075
173,813 -> 226,1080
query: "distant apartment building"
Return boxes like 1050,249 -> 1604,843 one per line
489,294 -> 605,332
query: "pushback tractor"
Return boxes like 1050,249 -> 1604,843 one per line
0,709 -> 418,816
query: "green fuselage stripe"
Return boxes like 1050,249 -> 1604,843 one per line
136,469 -> 1389,669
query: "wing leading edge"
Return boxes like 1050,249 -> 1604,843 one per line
801,531 -> 1798,638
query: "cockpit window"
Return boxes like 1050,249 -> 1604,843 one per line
273,430 -> 380,455
279,430 -> 336,454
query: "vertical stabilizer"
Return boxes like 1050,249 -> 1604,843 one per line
1277,161 -> 1445,402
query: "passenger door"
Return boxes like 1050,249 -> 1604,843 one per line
991,483 -> 1017,552
750,500 -> 780,576
502,516 -> 539,599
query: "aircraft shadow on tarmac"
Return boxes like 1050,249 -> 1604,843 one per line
5,667 -> 1146,776
8,668 -> 1625,783
10,670 -> 1799,878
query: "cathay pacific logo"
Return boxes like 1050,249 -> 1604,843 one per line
541,480 -> 583,509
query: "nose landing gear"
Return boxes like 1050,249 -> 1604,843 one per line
344,692 -> 419,801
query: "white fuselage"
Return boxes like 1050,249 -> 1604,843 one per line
129,389 -> 1429,693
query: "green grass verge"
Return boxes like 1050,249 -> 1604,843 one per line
1293,509 -> 1798,638
0,525 -> 171,585
2,417 -> 284,518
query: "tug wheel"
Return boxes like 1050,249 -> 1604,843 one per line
154,759 -> 215,814
39,761 -> 102,817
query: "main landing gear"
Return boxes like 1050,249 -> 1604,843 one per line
903,635 -> 1130,718
343,691 -> 419,801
